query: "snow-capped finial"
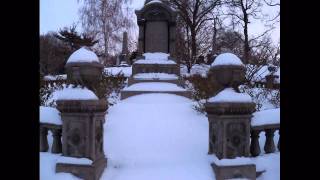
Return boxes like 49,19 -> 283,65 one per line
66,47 -> 99,64
211,53 -> 244,67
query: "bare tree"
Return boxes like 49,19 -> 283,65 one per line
169,0 -> 221,73
79,0 -> 134,62
226,0 -> 272,64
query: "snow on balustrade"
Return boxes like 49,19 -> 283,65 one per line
133,73 -> 178,80
251,108 -> 280,127
40,106 -> 62,125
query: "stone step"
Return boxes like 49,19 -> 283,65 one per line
128,77 -> 183,86
120,82 -> 191,100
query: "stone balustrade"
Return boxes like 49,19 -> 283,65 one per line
250,123 -> 280,157
40,123 -> 62,154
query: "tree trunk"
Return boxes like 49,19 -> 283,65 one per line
243,12 -> 250,64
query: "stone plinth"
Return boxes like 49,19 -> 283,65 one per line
205,102 -> 255,158
56,99 -> 108,180
212,163 -> 256,180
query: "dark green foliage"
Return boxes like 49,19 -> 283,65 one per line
54,25 -> 98,51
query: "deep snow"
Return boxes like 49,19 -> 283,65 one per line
40,93 -> 279,180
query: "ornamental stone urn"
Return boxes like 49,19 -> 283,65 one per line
65,47 -> 104,89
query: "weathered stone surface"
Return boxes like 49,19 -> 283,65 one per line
212,163 -> 256,180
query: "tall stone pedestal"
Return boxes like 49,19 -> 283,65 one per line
206,102 -> 256,180
56,99 -> 108,180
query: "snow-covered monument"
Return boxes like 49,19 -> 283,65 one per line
121,0 -> 191,99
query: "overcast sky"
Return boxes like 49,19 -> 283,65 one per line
40,0 -> 279,43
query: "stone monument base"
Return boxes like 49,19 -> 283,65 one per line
56,157 -> 107,180
211,162 -> 256,180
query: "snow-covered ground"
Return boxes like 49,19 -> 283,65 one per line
180,64 -> 210,77
40,93 -> 279,180
104,67 -> 132,77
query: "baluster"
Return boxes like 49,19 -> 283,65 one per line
51,128 -> 62,153
277,129 -> 280,151
264,129 -> 276,153
40,126 -> 49,152
250,129 -> 261,157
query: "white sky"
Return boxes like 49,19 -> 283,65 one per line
40,0 -> 279,43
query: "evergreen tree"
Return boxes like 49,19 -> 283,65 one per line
54,25 -> 98,51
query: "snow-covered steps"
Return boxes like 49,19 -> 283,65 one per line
128,73 -> 182,86
120,82 -> 191,100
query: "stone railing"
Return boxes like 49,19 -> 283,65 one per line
40,123 -> 62,154
250,123 -> 280,157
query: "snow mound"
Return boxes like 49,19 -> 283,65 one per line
212,53 -> 244,67
123,82 -> 186,91
208,88 -> 252,103
67,47 -> 99,64
134,52 -> 176,64
56,86 -> 98,100
251,108 -> 280,126
57,156 -> 92,165
133,73 -> 178,80
40,106 -> 62,125
102,93 -> 211,179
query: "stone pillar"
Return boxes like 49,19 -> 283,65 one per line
56,48 -> 107,180
205,53 -> 257,180
40,126 -> 49,152
51,129 -> 62,154
250,130 -> 261,157
264,129 -> 276,153
56,100 -> 108,180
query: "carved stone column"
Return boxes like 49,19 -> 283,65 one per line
51,128 -> 62,154
264,129 -> 276,153
40,126 -> 49,152
250,130 -> 261,157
